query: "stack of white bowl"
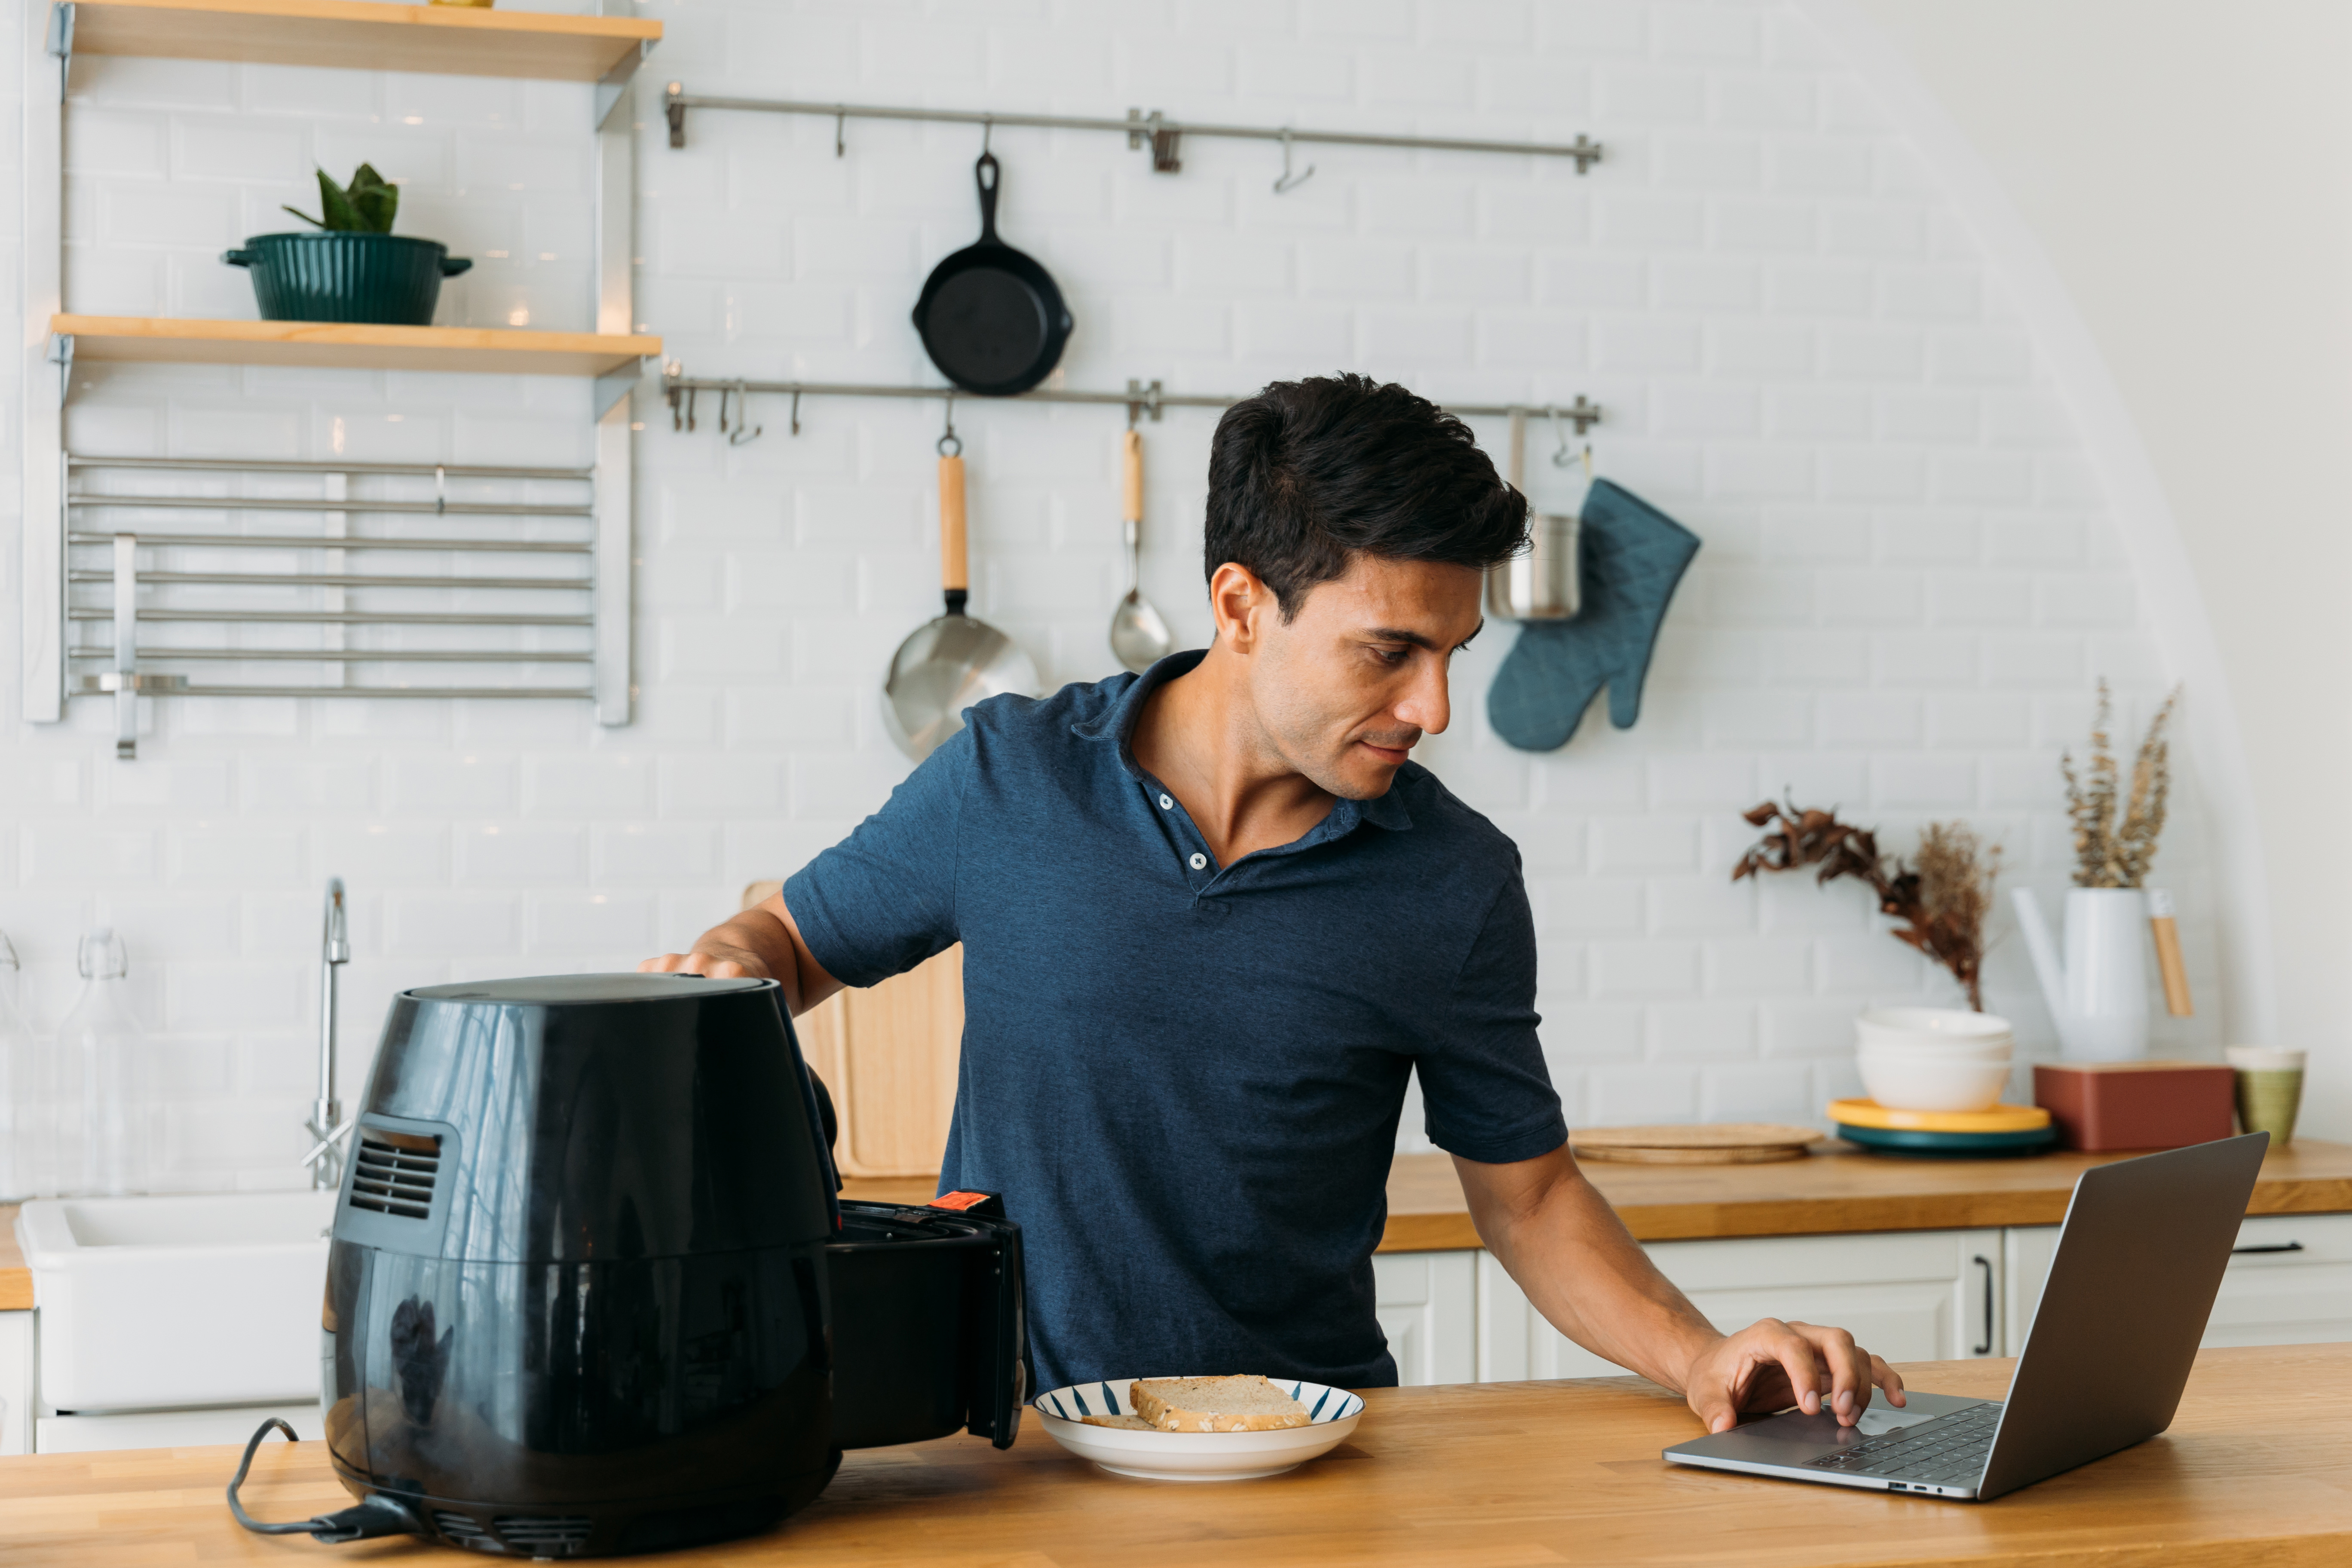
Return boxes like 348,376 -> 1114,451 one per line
1855,1008 -> 2015,1113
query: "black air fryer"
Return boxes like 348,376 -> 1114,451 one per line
229,974 -> 1026,1559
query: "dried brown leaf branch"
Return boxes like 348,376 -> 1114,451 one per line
2063,681 -> 2178,887
1733,800 -> 2002,1011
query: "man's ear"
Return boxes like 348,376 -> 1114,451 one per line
1207,562 -> 1274,652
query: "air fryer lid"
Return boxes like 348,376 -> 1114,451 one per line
405,974 -> 771,1003
353,972 -> 830,1262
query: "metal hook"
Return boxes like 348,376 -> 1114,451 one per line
937,390 -> 962,458
714,384 -> 729,435
1546,406 -> 1578,469
834,108 -> 845,158
727,380 -> 762,445
685,385 -> 697,434
1273,128 -> 1315,195
667,380 -> 682,432
434,465 -> 446,516
982,116 -> 993,155
789,389 -> 802,437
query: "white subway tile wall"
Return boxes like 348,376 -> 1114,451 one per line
1,0 -> 2220,1188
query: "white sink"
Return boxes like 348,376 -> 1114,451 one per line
15,1192 -> 335,1412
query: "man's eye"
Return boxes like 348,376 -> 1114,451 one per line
1373,647 -> 1410,666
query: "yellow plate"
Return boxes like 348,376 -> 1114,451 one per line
1827,1098 -> 2051,1134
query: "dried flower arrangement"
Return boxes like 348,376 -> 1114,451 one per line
1733,802 -> 2003,1011
2063,680 -> 2179,888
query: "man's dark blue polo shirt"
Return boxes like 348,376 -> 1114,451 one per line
785,651 -> 1565,1393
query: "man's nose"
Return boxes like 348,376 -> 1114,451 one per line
1394,659 -> 1451,736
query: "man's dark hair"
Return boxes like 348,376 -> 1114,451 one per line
1204,373 -> 1528,620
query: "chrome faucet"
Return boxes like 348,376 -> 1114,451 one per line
304,878 -> 353,1191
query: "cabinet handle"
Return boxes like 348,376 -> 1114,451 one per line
2230,1241 -> 2305,1256
1972,1256 -> 1993,1356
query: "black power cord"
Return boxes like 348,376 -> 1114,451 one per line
226,1418 -> 422,1544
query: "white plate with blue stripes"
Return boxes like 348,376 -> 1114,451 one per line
1034,1378 -> 1366,1481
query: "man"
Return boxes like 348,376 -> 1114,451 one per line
645,374 -> 1904,1434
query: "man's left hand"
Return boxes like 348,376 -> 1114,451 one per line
1681,1318 -> 1907,1434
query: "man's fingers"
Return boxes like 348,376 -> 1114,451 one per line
1872,1354 -> 1908,1406
636,951 -> 750,977
1790,1321 -> 1871,1422
1765,1323 -> 1825,1415
1686,1387 -> 1740,1436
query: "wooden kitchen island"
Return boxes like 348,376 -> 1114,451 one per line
2,1344 -> 2347,1566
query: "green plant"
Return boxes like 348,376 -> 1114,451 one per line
284,164 -> 398,235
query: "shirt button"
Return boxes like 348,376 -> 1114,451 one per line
1158,794 -> 1173,810
1188,852 -> 1207,870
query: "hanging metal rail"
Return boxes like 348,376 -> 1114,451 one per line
662,85 -> 1602,178
659,367 -> 1604,445
64,455 -> 610,758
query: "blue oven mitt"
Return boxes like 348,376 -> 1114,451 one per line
1487,478 -> 1700,753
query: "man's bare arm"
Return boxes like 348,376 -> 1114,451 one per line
1453,1145 -> 1904,1432
638,894 -> 844,1017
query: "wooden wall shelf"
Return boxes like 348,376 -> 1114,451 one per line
52,315 -> 659,377
64,0 -> 662,83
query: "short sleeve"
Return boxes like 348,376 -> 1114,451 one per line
1416,868 -> 1568,1165
782,726 -> 971,988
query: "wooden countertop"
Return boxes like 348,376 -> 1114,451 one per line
6,1142 -> 2348,1308
3,1344 -> 2347,1565
0,1209 -> 24,1311
844,1137 -> 2352,1253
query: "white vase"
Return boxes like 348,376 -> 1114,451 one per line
2011,887 -> 2151,1062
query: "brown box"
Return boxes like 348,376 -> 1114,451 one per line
2032,1060 -> 2236,1151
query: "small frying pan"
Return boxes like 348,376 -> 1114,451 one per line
912,152 -> 1074,397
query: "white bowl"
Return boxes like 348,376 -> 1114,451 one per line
1858,1036 -> 2014,1062
1035,1378 -> 1364,1482
1856,1009 -> 2015,1056
1856,1008 -> 2012,1042
1857,1051 -> 2014,1113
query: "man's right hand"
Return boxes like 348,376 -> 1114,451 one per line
637,895 -> 842,1017
639,942 -> 772,980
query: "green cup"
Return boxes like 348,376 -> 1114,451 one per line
2226,1047 -> 2306,1146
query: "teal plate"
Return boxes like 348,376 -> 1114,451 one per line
1838,1122 -> 2059,1158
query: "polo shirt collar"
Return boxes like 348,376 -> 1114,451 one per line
1072,649 -> 1416,834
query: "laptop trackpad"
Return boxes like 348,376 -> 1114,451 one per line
1853,1406 -> 1940,1436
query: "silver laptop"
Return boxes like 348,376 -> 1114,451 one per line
1663,1131 -> 2269,1502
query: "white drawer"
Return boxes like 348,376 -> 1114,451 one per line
2006,1212 -> 2352,1355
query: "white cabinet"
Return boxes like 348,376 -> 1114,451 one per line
2005,1212 -> 2352,1357
0,1313 -> 32,1455
1476,1229 -> 2005,1381
1371,1250 -> 1477,1386
37,1402 -> 319,1454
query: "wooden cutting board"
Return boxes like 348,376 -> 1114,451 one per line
743,880 -> 959,1180
1569,1124 -> 1825,1165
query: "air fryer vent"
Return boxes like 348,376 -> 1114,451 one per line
348,1129 -> 440,1219
496,1515 -> 593,1554
432,1510 -> 490,1543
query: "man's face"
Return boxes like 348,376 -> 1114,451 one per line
1237,554 -> 1485,799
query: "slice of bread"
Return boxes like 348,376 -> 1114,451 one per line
1130,1375 -> 1310,1433
1079,1412 -> 1158,1430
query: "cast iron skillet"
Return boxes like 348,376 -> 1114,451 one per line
913,151 -> 1073,396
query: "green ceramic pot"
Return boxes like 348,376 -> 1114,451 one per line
222,233 -> 473,326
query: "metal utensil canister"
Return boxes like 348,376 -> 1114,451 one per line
1485,407 -> 1581,622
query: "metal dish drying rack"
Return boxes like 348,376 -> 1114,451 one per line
64,454 -> 625,759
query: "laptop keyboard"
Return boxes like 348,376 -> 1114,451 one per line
1804,1401 -> 2003,1489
